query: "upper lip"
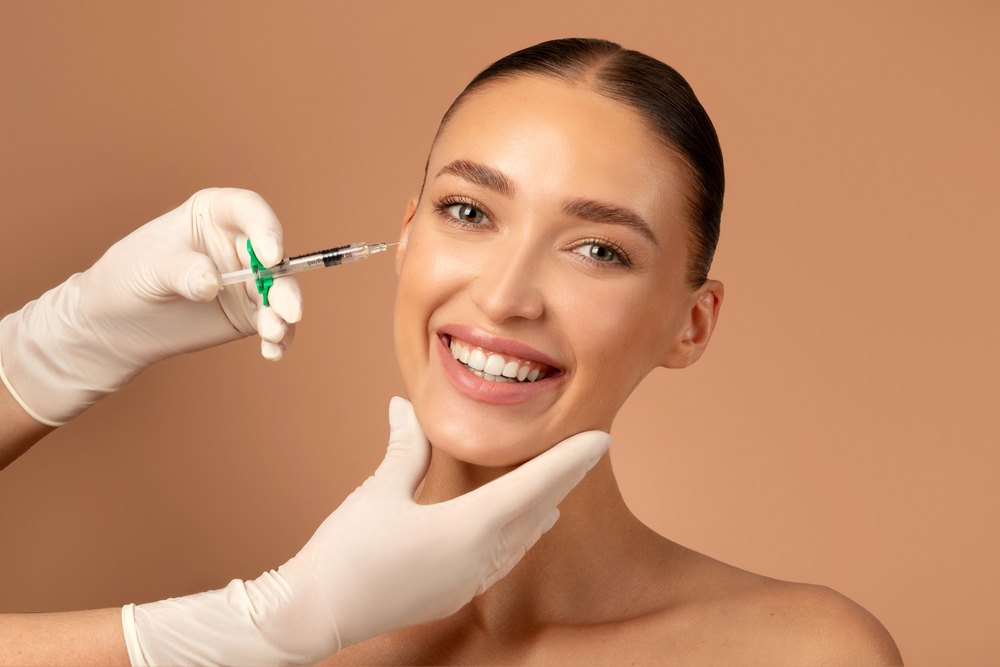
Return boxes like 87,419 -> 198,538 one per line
438,324 -> 565,373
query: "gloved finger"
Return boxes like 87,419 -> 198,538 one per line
266,277 -> 303,324
259,321 -> 297,361
147,249 -> 221,302
261,339 -> 283,361
208,188 -> 285,266
257,306 -> 288,344
279,321 -> 296,349
453,430 -> 610,527
372,397 -> 431,497
476,509 -> 560,595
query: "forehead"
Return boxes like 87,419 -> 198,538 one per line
429,76 -> 691,239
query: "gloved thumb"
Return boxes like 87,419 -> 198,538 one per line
372,396 -> 431,496
159,251 -> 221,303
455,430 -> 610,524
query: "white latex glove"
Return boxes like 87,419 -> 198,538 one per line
122,397 -> 611,666
0,188 -> 302,426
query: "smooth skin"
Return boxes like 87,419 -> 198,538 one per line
0,383 -> 130,666
320,75 -> 903,665
0,608 -> 128,667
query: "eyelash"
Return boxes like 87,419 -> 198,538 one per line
432,195 -> 492,229
574,236 -> 633,268
430,195 -> 633,269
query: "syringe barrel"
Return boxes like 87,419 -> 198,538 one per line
318,243 -> 374,267
257,244 -> 370,280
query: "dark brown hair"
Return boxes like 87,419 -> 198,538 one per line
430,38 -> 724,288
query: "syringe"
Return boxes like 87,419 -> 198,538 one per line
219,242 -> 397,287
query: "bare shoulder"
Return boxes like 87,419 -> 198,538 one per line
749,580 -> 903,665
662,548 -> 903,665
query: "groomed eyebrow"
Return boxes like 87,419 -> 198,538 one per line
562,198 -> 659,246
437,159 -> 658,245
436,160 -> 515,197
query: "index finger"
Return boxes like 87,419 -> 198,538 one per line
451,430 -> 610,526
208,187 -> 285,266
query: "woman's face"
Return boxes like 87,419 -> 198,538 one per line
394,75 -> 720,467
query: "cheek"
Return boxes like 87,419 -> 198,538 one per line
393,243 -> 434,389
558,283 -> 670,416
392,222 -> 476,389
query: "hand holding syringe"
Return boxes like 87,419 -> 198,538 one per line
0,186 -> 398,426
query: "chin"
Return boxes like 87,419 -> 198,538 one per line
419,411 -> 546,469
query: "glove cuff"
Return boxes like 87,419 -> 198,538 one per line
121,603 -> 150,667
127,574 -> 338,667
0,274 -> 139,425
0,329 -> 62,426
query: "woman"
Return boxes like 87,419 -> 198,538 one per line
322,38 -> 902,665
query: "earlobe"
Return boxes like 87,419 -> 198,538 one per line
662,280 -> 724,369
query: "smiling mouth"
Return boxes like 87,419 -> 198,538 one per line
441,334 -> 562,384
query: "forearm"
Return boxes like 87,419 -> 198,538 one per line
0,375 -> 53,470
0,608 -> 129,667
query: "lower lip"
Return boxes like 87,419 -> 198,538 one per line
436,335 -> 564,405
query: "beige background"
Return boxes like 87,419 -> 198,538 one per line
1,2 -> 997,664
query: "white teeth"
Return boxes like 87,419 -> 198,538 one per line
484,353 -> 506,375
446,335 -> 552,384
479,370 -> 515,383
449,337 -> 472,364
468,348 -> 487,371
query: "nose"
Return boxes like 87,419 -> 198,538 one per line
470,237 -> 546,324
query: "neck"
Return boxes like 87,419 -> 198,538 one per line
417,446 -> 678,634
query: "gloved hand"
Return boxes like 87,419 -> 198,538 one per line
0,188 -> 302,426
122,397 -> 611,667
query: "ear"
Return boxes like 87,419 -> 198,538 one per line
661,279 -> 724,369
396,197 -> 418,276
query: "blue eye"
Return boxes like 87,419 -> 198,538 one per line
446,203 -> 487,225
